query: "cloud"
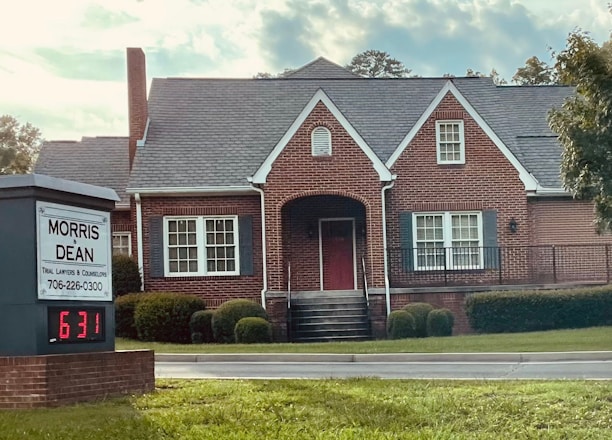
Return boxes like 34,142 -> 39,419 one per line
81,4 -> 139,29
33,48 -> 126,82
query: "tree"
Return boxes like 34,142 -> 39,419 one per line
345,50 -> 412,78
548,31 -> 612,231
465,68 -> 507,85
0,115 -> 42,175
512,56 -> 558,85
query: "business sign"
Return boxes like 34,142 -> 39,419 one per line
37,201 -> 112,301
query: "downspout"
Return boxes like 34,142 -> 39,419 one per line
248,179 -> 268,310
134,193 -> 144,291
381,177 -> 397,316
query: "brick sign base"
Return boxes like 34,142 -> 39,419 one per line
0,350 -> 154,409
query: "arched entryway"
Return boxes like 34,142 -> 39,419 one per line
281,195 -> 367,292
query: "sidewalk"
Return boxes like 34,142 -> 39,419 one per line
155,351 -> 612,363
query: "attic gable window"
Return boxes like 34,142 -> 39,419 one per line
311,126 -> 332,156
436,120 -> 465,164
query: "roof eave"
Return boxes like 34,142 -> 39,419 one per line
126,185 -> 258,197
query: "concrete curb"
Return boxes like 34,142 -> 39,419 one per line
155,351 -> 612,363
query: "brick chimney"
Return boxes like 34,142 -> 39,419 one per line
126,48 -> 148,170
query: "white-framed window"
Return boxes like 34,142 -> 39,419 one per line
112,232 -> 132,256
311,126 -> 332,156
413,212 -> 482,270
436,120 -> 465,164
163,216 -> 239,276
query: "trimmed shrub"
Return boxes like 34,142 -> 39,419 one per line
134,292 -> 206,343
212,299 -> 268,343
386,310 -> 417,339
403,303 -> 434,337
115,293 -> 144,339
234,317 -> 273,344
190,310 -> 215,344
465,286 -> 612,333
426,308 -> 454,337
112,255 -> 141,298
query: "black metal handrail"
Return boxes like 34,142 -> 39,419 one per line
388,244 -> 612,287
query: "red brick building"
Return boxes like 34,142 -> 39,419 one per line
36,48 -> 612,340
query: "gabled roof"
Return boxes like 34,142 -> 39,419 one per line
35,137 -> 130,207
128,71 -> 572,192
283,57 -> 360,79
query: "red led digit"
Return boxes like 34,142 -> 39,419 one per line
77,311 -> 87,338
59,311 -> 70,339
94,312 -> 100,334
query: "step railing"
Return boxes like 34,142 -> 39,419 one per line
287,261 -> 292,341
361,255 -> 372,338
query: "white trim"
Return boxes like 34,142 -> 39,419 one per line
311,126 -> 332,156
249,184 -> 267,310
163,215 -> 240,277
112,231 -> 132,257
126,186 -> 257,196
531,186 -> 570,197
318,218 -> 357,290
381,178 -> 396,316
412,211 -> 483,271
436,120 -> 465,164
385,81 -> 540,192
134,193 -> 144,290
136,117 -> 150,147
251,89 -> 393,183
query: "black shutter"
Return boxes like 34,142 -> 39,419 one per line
238,215 -> 254,276
149,216 -> 164,278
399,211 -> 414,272
483,210 -> 499,269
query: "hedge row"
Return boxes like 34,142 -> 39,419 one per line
465,286 -> 612,333
386,303 -> 454,339
116,294 -> 271,344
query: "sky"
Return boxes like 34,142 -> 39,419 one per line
1,0 -> 610,141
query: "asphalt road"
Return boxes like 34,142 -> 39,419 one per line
155,352 -> 612,380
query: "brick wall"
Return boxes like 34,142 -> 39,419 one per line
388,92 -> 530,284
0,350 -> 154,409
264,102 -> 386,291
140,195 -> 263,308
528,198 -> 612,245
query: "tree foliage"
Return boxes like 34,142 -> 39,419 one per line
346,50 -> 412,78
0,115 -> 42,175
465,68 -> 507,85
512,56 -> 558,85
548,31 -> 612,231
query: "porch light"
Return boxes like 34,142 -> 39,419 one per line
508,218 -> 518,233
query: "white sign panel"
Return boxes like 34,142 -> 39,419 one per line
37,201 -> 112,301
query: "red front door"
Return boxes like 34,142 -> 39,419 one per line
321,220 -> 355,290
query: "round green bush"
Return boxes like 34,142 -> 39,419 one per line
403,302 -> 434,337
212,299 -> 268,343
134,292 -> 206,343
115,293 -> 144,339
112,255 -> 141,298
426,308 -> 454,337
386,310 -> 416,339
190,310 -> 215,343
234,317 -> 272,344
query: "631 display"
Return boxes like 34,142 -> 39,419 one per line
48,307 -> 105,343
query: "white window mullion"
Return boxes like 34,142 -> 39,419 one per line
197,217 -> 206,276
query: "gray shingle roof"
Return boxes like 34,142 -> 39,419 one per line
35,137 -> 130,206
284,57 -> 360,79
128,74 -> 573,190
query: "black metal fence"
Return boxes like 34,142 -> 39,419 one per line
388,244 -> 612,287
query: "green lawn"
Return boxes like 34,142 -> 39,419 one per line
116,326 -> 612,353
1,379 -> 611,439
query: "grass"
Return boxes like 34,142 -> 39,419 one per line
116,326 -> 612,353
1,379 -> 611,439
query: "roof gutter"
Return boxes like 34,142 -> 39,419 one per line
381,175 -> 397,316
529,186 -> 570,197
126,186 -> 258,197
247,178 -> 268,310
134,193 -> 144,291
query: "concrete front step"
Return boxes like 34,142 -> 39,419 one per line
289,290 -> 371,342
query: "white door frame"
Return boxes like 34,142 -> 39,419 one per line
318,217 -> 357,290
